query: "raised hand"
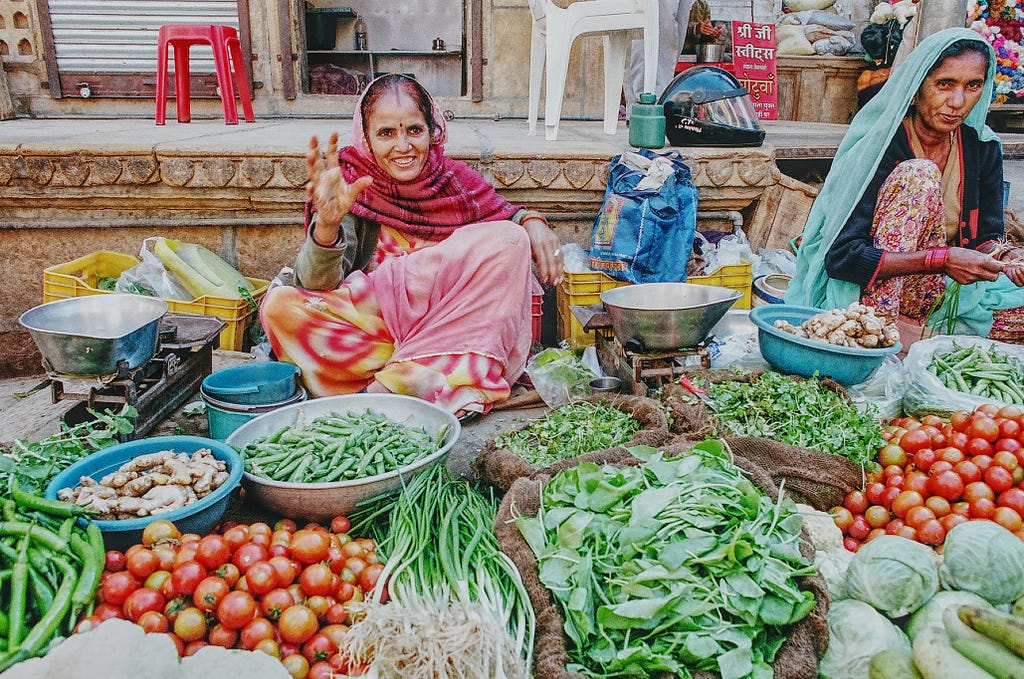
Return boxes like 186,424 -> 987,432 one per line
307,132 -> 374,245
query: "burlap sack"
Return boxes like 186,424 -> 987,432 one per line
495,440 -> 835,679
474,393 -> 670,492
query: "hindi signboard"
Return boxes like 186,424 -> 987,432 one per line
731,21 -> 778,120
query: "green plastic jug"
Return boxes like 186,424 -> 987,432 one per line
629,93 -> 666,149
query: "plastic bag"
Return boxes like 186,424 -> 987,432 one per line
754,248 -> 797,278
525,348 -> 597,408
588,148 -> 698,284
902,335 -> 1024,417
845,354 -> 908,421
115,237 -> 192,301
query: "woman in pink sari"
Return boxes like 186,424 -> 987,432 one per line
260,74 -> 562,417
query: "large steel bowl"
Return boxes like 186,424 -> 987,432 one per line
19,295 -> 169,375
226,394 -> 460,522
601,282 -> 742,350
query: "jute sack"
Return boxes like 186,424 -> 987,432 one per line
495,440 -> 833,679
474,393 -> 670,492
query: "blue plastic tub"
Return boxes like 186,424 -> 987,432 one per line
749,304 -> 901,386
201,362 -> 301,406
202,386 -> 307,441
45,435 -> 243,551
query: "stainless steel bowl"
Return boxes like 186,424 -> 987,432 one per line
226,394 -> 461,522
696,43 -> 726,63
19,295 -> 169,375
601,282 -> 742,350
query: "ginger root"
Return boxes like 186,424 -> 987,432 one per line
775,302 -> 899,349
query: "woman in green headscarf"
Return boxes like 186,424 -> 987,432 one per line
786,27 -> 1024,345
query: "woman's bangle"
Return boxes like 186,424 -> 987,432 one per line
924,246 -> 949,274
519,210 -> 551,229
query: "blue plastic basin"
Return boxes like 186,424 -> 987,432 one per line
45,435 -> 243,551
201,362 -> 301,406
749,304 -> 901,386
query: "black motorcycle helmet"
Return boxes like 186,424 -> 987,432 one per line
658,66 -> 766,147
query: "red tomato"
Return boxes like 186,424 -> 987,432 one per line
183,640 -> 208,657
101,571 -> 141,606
904,471 -> 929,495
940,512 -> 969,533
986,466 -> 1016,494
275,518 -> 299,533
124,587 -> 167,622
268,556 -> 301,585
924,494 -> 951,517
300,563 -> 336,598
245,561 -> 279,596
977,403 -> 1001,417
290,530 -> 332,565
999,438 -> 1024,455
173,606 -> 208,643
222,525 -> 250,552
279,604 -> 320,644
105,550 -> 127,572
969,417 -> 1001,444
999,404 -> 1024,419
126,548 -> 160,580
240,616 -> 278,650
171,561 -> 208,596
880,486 -> 901,509
967,437 -> 995,457
330,515 -> 351,535
913,448 -> 937,472
142,519 -> 182,547
262,587 -> 296,622
145,570 -> 172,592
928,470 -> 965,501
233,542 -> 270,574
995,450 -> 1021,472
970,497 -> 997,519
938,447 -> 966,465
831,506 -> 854,531
848,516 -> 871,540
193,575 -> 230,612
973,454 -> 995,472
1001,419 -> 1023,440
324,603 -> 349,625
955,460 -> 983,484
94,602 -> 124,620
358,563 -> 385,593
308,661 -> 336,679
163,633 -> 186,657
217,590 -> 259,630
216,562 -> 241,588
886,474 -> 905,489
915,519 -> 946,545
844,490 -> 869,515
207,623 -> 239,649
303,632 -> 338,665
900,428 -> 933,453
173,543 -> 198,568
950,410 -> 973,432
137,610 -> 169,633
891,490 -> 924,519
152,545 -> 178,572
254,638 -> 281,659
994,506 -> 1024,533
282,654 -> 310,679
999,488 -> 1024,516
948,431 -> 971,451
195,535 -> 231,570
843,537 -> 861,552
336,581 -> 357,603
964,481 -> 996,503
305,594 -> 332,620
905,505 -> 937,529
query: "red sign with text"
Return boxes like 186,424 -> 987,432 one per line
731,22 -> 778,120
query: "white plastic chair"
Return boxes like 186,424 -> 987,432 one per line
527,0 -> 659,141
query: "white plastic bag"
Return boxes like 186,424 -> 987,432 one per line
525,348 -> 597,408
845,354 -> 908,421
902,335 -> 1024,417
115,237 -> 192,301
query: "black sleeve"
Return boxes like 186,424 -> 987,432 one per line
824,130 -> 911,287
974,137 -> 1004,245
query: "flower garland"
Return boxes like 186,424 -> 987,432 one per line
971,0 -> 1024,103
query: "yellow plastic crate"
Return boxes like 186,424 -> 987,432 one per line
556,261 -> 752,347
42,250 -> 270,352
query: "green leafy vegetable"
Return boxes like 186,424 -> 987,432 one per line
516,440 -> 817,679
706,371 -> 885,471
0,406 -> 136,493
494,401 -> 642,467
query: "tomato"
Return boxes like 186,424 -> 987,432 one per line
843,537 -> 861,552
929,461 -> 954,476
905,505 -> 937,529
967,437 -> 994,457
164,595 -> 189,623
279,604 -> 320,644
290,530 -> 332,565
300,563 -> 336,598
970,497 -> 997,519
208,623 -> 239,648
336,581 -> 356,603
254,638 -> 282,659
74,615 -> 103,634
222,525 -> 250,551
928,470 -> 964,501
915,519 -> 946,546
885,518 -> 906,535
262,587 -> 296,622
998,438 -> 1023,455
951,410 -> 973,432
287,583 -> 307,606
1001,419 -> 1023,440
173,606 -> 208,643
948,431 -> 971,451
239,616 -> 278,650
994,506 -> 1024,533
105,550 -> 127,572
233,542 -> 270,574
951,501 -> 971,516
900,428 -> 933,454
880,486 -> 901,509
891,490 -> 924,519
142,519 -> 182,547
1000,404 -> 1024,419
940,512 -> 969,533
938,447 -> 966,465
913,448 -> 937,472
250,522 -> 273,539
101,571 -> 141,606
193,575 -> 230,612
275,518 -> 299,533
173,543 -> 198,568
999,488 -> 1024,516
843,490 -> 869,516
995,450 -> 1021,472
358,563 -> 384,593
977,403 -> 1001,417
305,595 -> 332,620
145,569 -> 172,592
303,632 -> 338,665
308,660 -> 336,679
924,495 -> 951,517
151,544 -> 178,572
94,602 -> 124,620
969,417 -> 1001,444
216,562 -> 241,588
847,516 -> 871,541
282,653 -> 310,679
124,587 -> 166,622
268,555 -> 301,585
903,471 -> 929,495
324,603 -> 349,625
171,561 -> 208,596
137,610 -> 169,633
183,640 -> 208,657
954,460 -> 982,485
194,535 -> 231,570
330,515 -> 351,535
986,466 -> 1016,494
894,524 -> 917,541
217,590 -> 259,630
964,481 -> 996,504
246,561 -> 280,596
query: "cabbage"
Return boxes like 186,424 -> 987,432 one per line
845,534 -> 938,617
940,520 -> 1024,604
818,599 -> 911,679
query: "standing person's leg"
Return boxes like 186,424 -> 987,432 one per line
625,0 -> 693,113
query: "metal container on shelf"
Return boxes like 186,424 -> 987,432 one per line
696,43 -> 726,63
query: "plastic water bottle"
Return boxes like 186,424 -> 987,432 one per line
354,17 -> 368,51
629,93 -> 665,149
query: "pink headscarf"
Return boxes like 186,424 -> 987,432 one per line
338,73 -> 520,240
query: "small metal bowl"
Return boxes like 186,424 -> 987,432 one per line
589,376 -> 622,393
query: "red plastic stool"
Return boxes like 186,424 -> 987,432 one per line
155,24 -> 255,125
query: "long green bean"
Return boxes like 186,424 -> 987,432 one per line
927,341 -> 1024,404
237,409 -> 446,483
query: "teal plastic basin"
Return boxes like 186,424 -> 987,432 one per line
202,386 -> 307,441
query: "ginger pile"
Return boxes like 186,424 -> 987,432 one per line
58,448 -> 229,520
773,302 -> 900,349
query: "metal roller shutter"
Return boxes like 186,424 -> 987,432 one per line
38,0 -> 246,98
